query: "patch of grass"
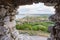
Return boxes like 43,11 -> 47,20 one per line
16,21 -> 53,32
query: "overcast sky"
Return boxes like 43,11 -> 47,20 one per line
16,3 -> 55,19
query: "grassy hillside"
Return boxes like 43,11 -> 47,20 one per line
16,15 -> 54,33
16,21 -> 53,32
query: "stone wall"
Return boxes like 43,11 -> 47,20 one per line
0,5 -> 20,40
48,3 -> 60,40
0,0 -> 60,40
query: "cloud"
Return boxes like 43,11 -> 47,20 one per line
17,3 -> 55,14
16,3 -> 55,19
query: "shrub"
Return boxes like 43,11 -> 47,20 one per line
16,21 -> 54,33
16,24 -> 25,30
32,25 -> 39,31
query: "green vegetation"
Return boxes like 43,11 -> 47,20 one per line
16,14 -> 54,36
16,16 -> 54,33
16,21 -> 54,32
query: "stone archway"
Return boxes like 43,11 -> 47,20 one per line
0,0 -> 60,40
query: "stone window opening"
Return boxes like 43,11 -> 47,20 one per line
0,0 -> 60,40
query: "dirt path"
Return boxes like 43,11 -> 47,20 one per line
30,36 -> 47,40
19,34 -> 48,40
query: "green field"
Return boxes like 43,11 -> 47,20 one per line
16,15 -> 54,34
16,21 -> 54,33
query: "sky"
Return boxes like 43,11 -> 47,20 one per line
16,3 -> 55,19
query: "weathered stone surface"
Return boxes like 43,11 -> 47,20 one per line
0,0 -> 60,40
48,26 -> 53,32
0,4 -> 18,40
0,26 -> 8,35
0,34 -> 13,40
48,3 -> 60,40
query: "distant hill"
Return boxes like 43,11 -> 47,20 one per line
16,14 -> 54,19
28,14 -> 53,17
